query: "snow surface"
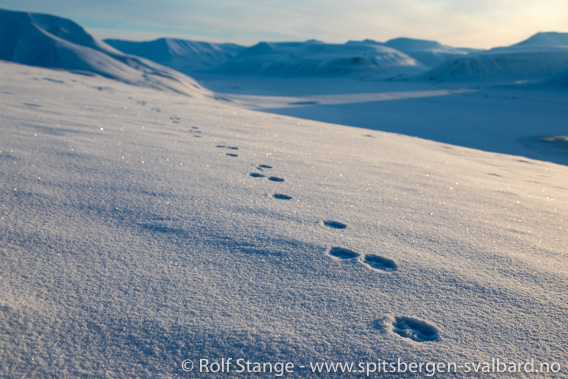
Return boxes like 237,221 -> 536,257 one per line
0,9 -> 209,97
2,8 -> 568,378
196,75 -> 568,166
423,32 -> 568,83
382,38 -> 473,68
104,38 -> 244,75
544,66 -> 568,88
1,59 -> 568,377
213,40 -> 422,78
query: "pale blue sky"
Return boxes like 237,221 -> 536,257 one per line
1,0 -> 566,48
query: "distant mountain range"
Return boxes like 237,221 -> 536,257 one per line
104,38 -> 243,75
1,8 -> 567,88
422,32 -> 568,82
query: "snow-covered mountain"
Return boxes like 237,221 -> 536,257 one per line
382,37 -> 475,68
216,40 -> 423,77
423,32 -> 568,83
2,59 -> 567,378
105,38 -> 244,75
511,31 -> 568,48
0,9 -> 208,97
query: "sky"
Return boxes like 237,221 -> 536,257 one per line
0,0 -> 566,48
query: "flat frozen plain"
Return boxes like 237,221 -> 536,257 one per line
196,74 -> 568,166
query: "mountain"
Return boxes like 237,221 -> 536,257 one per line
216,40 -> 423,77
0,9 -> 208,96
423,32 -> 568,83
105,38 -> 244,75
511,31 -> 568,48
383,37 -> 475,67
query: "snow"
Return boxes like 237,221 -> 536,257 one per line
104,38 -> 244,75
212,40 -> 422,78
1,59 -> 568,377
196,75 -> 568,166
1,8 -> 568,379
383,38 -> 474,68
512,32 -> 568,48
423,32 -> 568,83
0,9 -> 209,97
543,66 -> 568,88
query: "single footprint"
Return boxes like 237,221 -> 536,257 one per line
250,173 -> 266,178
268,176 -> 285,182
328,247 -> 360,259
258,164 -> 272,169
392,316 -> 439,342
226,153 -> 238,157
362,254 -> 397,271
323,220 -> 347,229
273,193 -> 292,200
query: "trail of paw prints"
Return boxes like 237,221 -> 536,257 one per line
216,144 -> 239,157
273,193 -> 292,200
188,126 -> 202,138
326,246 -> 397,272
249,164 -> 292,199
362,254 -> 397,272
391,316 -> 439,342
372,316 -> 439,342
322,220 -> 347,229
250,164 -> 272,177
328,247 -> 360,259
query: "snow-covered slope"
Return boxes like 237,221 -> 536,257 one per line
216,40 -> 423,77
424,32 -> 568,83
543,65 -> 568,87
511,31 -> 568,48
1,60 -> 567,377
105,38 -> 244,75
0,9 -> 208,97
383,37 -> 474,68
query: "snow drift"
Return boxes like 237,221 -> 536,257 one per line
423,32 -> 568,83
105,38 -> 244,75
0,9 -> 208,97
